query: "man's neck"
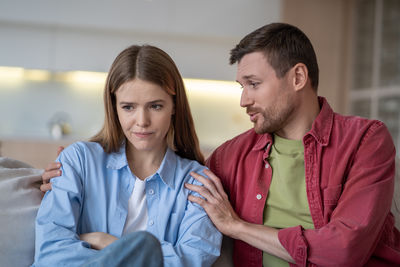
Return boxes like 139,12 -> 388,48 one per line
276,92 -> 320,141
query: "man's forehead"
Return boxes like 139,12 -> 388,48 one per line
236,52 -> 268,79
240,51 -> 267,62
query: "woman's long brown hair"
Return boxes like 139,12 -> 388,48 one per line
90,45 -> 204,164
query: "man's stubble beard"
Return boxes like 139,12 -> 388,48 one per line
253,94 -> 296,135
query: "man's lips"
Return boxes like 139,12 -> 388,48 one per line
247,107 -> 261,122
247,111 -> 258,122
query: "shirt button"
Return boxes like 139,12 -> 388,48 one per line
148,189 -> 154,195
265,163 -> 269,168
148,220 -> 154,226
256,194 -> 262,200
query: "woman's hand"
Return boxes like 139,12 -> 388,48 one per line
40,146 -> 64,192
80,232 -> 118,250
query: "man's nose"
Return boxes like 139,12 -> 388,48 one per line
240,88 -> 253,108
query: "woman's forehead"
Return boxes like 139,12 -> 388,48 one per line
116,79 -> 172,103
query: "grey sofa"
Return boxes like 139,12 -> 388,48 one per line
0,157 -> 399,267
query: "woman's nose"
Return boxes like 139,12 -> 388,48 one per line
136,109 -> 150,127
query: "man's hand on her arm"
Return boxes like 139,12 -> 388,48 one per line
185,169 -> 242,238
39,146 -> 64,192
186,169 -> 295,264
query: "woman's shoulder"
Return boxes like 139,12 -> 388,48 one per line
171,152 -> 208,185
174,152 -> 206,173
58,141 -> 106,164
63,141 -> 104,154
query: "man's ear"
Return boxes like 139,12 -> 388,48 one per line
292,63 -> 308,91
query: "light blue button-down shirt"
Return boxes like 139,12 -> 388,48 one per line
34,141 -> 221,267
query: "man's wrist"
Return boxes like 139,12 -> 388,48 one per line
226,218 -> 247,240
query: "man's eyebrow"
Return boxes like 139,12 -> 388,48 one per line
242,75 -> 257,80
237,75 -> 257,83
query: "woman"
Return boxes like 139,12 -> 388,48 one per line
33,45 -> 222,267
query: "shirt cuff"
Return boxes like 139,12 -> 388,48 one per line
278,225 -> 308,266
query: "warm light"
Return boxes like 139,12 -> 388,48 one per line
0,66 -> 51,83
183,78 -> 241,99
24,69 -> 51,81
60,71 -> 107,85
0,66 -> 24,80
0,66 -> 242,98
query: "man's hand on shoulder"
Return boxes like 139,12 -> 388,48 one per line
185,169 -> 243,238
40,146 -> 64,193
186,169 -> 295,263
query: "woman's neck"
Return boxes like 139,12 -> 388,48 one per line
126,143 -> 167,180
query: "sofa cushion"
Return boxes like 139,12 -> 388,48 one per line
0,156 -> 398,267
0,157 -> 43,267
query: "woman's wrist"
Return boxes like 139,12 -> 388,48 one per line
80,232 -> 118,250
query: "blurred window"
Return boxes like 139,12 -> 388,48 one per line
351,0 -> 400,155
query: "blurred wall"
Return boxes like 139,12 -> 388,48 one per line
281,0 -> 354,114
1,0 -> 369,168
0,0 -> 281,80
0,0 -> 281,167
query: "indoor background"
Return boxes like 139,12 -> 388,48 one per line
0,0 -> 399,168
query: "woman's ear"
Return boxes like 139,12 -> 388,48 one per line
292,63 -> 308,91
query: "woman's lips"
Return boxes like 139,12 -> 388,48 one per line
134,132 -> 153,138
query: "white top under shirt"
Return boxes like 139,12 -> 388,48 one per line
122,178 -> 148,235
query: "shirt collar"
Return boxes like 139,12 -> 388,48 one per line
153,148 -> 177,189
106,145 -> 177,189
305,96 -> 333,146
106,144 -> 129,170
253,132 -> 273,151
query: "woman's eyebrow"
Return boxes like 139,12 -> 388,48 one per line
118,99 -> 166,105
147,99 -> 165,104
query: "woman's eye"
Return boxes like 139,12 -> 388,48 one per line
151,104 -> 163,110
122,105 -> 133,111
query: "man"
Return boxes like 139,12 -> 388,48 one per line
185,23 -> 400,266
42,23 -> 400,266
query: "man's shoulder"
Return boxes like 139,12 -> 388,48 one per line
332,112 -> 385,133
209,128 -> 267,164
206,128 -> 264,185
316,97 -> 387,139
329,113 -> 395,153
218,128 -> 261,151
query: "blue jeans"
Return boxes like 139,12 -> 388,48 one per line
82,231 -> 163,267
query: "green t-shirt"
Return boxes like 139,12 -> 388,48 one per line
263,134 -> 314,267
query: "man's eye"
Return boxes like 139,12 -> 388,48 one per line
250,82 -> 259,88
